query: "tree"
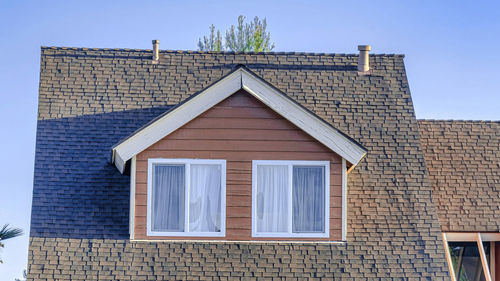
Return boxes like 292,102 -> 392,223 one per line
0,224 -> 23,263
198,16 -> 275,52
197,24 -> 223,52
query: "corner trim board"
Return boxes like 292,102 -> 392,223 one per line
129,156 -> 136,239
342,158 -> 347,241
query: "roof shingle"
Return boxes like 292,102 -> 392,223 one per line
30,47 -> 450,279
418,120 -> 500,232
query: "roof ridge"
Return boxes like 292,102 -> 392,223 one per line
40,46 -> 405,57
418,119 -> 500,123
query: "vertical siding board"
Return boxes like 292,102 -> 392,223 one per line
135,90 -> 343,241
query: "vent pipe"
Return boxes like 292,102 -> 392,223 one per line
152,40 -> 160,63
357,45 -> 371,73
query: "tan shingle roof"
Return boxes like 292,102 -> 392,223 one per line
29,47 -> 450,279
419,120 -> 500,232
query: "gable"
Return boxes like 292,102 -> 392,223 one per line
111,67 -> 367,173
150,90 -> 336,152
133,90 -> 344,241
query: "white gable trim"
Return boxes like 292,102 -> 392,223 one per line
112,70 -> 241,173
112,67 -> 366,173
241,71 -> 366,165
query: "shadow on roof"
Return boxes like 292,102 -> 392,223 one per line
31,106 -> 170,239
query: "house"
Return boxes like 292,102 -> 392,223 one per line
28,42 -> 499,280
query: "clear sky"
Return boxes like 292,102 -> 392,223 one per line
0,0 -> 499,279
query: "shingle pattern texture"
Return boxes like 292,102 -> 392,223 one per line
29,47 -> 449,280
418,120 -> 500,232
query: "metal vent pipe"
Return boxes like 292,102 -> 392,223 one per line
358,45 -> 371,72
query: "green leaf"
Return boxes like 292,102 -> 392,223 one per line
200,15 -> 275,52
0,224 -> 23,241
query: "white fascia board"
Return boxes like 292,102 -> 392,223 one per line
113,71 -> 241,173
240,69 -> 366,165
113,68 -> 367,173
115,152 -> 126,174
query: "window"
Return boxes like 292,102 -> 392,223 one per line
252,160 -> 330,238
443,232 -> 499,281
147,159 -> 226,237
449,242 -> 490,281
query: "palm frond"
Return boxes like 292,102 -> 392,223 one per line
0,224 -> 23,241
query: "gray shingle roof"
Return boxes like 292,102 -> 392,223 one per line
418,120 -> 500,232
29,46 -> 450,279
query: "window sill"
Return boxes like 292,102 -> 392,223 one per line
131,238 -> 347,244
146,231 -> 226,237
252,232 -> 330,239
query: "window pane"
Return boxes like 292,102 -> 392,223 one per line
292,166 -> 325,233
189,164 -> 222,232
152,164 -> 185,232
449,242 -> 490,281
256,165 -> 289,233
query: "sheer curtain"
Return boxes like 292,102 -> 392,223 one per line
189,164 -> 222,232
256,165 -> 289,232
152,164 -> 185,232
292,166 -> 325,233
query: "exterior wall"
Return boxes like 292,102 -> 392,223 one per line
134,90 -> 343,241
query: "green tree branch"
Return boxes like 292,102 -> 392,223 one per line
198,16 -> 274,52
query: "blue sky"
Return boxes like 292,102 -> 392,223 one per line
0,0 -> 498,279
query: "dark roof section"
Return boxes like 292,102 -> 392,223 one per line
31,46 -> 449,279
418,120 -> 500,232
32,107 -> 169,238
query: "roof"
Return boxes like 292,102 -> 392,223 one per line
111,66 -> 367,173
31,46 -> 449,279
418,120 -> 500,232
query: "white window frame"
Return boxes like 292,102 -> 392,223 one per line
251,160 -> 330,238
147,158 -> 226,237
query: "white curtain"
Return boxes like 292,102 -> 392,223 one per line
292,166 -> 325,233
189,164 -> 222,232
256,165 -> 289,232
152,164 -> 185,232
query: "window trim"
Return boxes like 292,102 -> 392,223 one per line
146,158 -> 226,237
251,160 -> 330,238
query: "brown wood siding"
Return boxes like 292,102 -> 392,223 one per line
134,90 -> 343,241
